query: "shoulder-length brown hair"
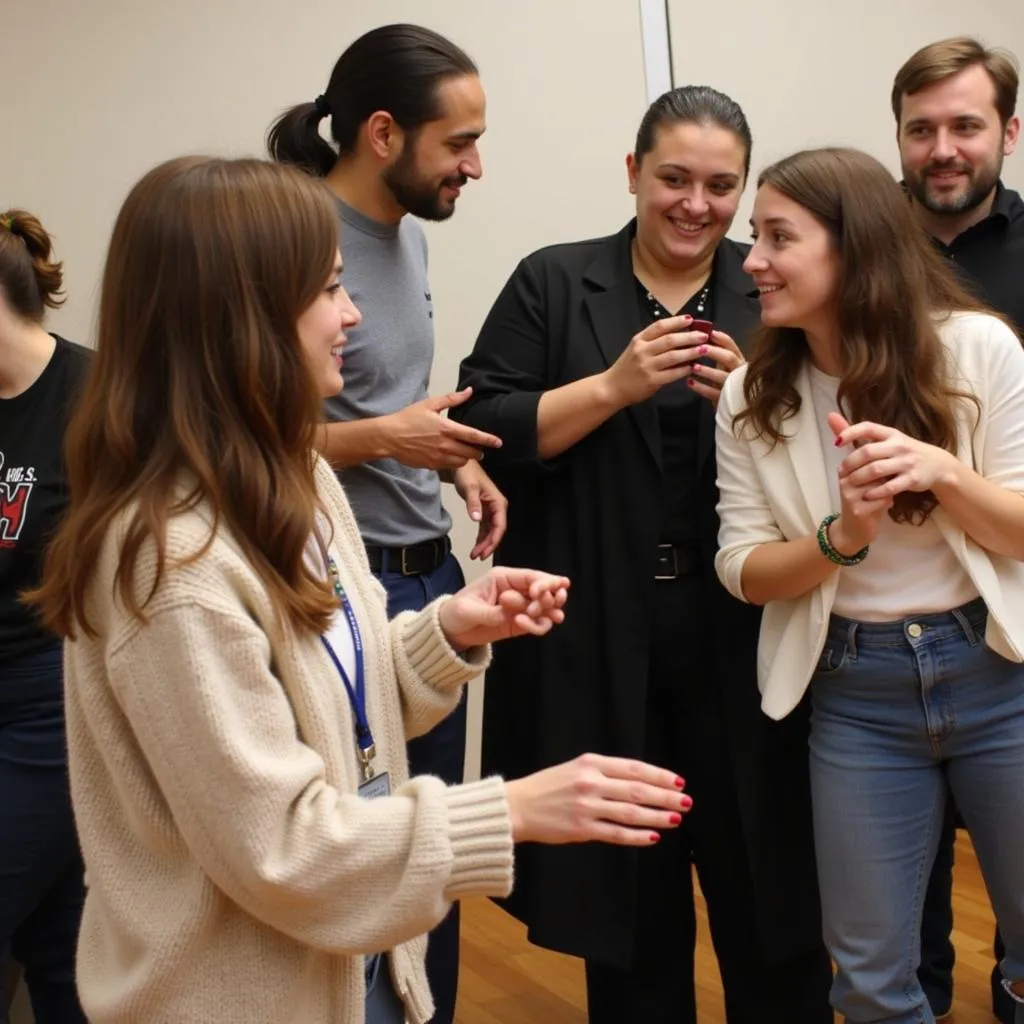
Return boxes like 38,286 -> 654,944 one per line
32,156 -> 340,638
737,146 -> 992,524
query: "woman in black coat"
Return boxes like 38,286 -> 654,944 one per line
452,87 -> 833,1023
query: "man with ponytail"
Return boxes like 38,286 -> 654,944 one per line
268,25 -> 501,1023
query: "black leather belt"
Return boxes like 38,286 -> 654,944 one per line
654,542 -> 701,580
366,536 -> 451,576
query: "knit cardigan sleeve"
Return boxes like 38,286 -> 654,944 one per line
313,457 -> 495,741
102,592 -> 513,956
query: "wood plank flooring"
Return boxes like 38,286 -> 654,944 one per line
456,832 -> 1002,1023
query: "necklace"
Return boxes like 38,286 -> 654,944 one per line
644,281 -> 711,319
327,555 -> 344,600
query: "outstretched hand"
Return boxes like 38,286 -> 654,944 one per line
438,568 -> 570,651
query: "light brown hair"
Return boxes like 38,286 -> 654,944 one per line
892,36 -> 1019,126
31,157 -> 340,638
0,209 -> 65,321
737,147 -> 990,525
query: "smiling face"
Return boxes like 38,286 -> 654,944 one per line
898,63 -> 1019,218
382,74 -> 487,221
627,121 -> 746,270
743,184 -> 839,337
295,250 -> 362,398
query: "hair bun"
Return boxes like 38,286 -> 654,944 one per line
0,209 -> 66,313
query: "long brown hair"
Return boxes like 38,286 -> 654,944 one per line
737,147 -> 992,524
31,157 -> 340,638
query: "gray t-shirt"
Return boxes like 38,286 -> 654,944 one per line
326,198 -> 451,547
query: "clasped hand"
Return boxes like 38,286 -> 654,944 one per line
827,412 -> 958,553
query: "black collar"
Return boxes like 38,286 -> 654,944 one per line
582,219 -> 758,300
901,178 -> 1016,233
989,180 -> 1019,223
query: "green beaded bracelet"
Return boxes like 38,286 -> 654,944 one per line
817,513 -> 869,567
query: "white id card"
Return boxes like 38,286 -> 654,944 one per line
359,772 -> 391,800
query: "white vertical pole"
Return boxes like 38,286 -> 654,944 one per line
638,0 -> 674,104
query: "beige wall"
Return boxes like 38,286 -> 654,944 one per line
667,0 -> 1024,239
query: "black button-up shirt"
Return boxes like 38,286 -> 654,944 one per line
929,181 -> 1024,334
634,275 -> 709,545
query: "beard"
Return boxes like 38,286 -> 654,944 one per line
383,146 -> 467,222
904,153 -> 1002,216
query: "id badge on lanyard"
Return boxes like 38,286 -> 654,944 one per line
319,550 -> 391,799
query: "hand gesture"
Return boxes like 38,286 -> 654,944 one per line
438,568 -> 569,651
827,413 -> 893,553
385,387 -> 502,470
834,417 -> 959,502
452,461 -> 508,560
505,753 -> 692,847
603,316 -> 713,407
686,329 -> 746,406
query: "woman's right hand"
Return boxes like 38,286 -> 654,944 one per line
504,753 -> 691,847
601,316 -> 711,408
828,412 -> 893,554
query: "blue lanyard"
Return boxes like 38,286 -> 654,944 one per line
320,554 -> 376,780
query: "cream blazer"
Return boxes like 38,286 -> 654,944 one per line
714,311 -> 1024,720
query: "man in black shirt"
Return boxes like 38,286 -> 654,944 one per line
895,36 -> 1022,333
892,36 -> 1022,1024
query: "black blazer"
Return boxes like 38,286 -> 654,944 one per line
453,223 -> 822,968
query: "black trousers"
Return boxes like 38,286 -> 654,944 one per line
1,647 -> 87,1024
584,574 -> 832,1024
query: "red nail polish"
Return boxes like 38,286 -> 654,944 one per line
681,796 -> 693,810
669,813 -> 682,825
674,776 -> 685,789
686,379 -> 696,388
834,436 -> 844,447
699,345 -> 708,354
649,833 -> 661,844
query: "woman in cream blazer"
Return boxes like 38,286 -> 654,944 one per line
714,147 -> 1024,1024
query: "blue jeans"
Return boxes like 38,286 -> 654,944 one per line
809,599 -> 1024,1024
365,955 -> 405,1024
1,645 -> 87,1024
374,548 -> 467,1024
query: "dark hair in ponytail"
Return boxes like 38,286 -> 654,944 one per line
0,209 -> 65,323
635,85 -> 753,180
267,23 -> 478,177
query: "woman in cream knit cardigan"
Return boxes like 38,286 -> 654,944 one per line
29,157 -> 690,1024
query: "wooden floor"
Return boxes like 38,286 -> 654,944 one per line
456,832 -> 1001,1023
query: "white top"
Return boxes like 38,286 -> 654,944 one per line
305,535 -> 358,681
715,311 -> 1024,720
806,363 -> 979,621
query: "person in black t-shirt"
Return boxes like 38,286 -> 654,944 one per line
0,209 -> 90,1024
892,37 -> 1022,1024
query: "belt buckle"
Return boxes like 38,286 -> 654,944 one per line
400,546 -> 414,576
654,543 -> 678,581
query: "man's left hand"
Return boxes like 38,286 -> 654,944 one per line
452,461 -> 508,560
